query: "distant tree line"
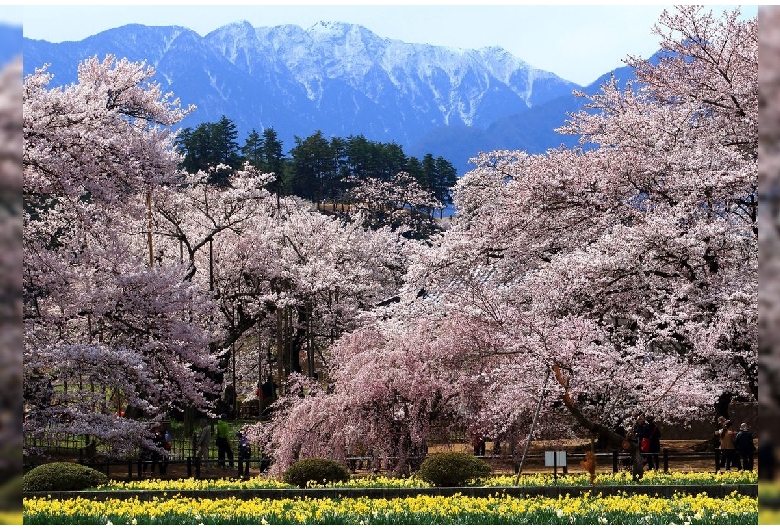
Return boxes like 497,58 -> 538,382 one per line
176,116 -> 458,210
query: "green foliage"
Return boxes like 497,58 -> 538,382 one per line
416,452 -> 491,487
175,116 -> 457,228
22,462 -> 108,492
282,458 -> 351,488
176,115 -> 241,185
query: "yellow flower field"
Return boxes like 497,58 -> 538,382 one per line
95,469 -> 756,491
24,491 -> 757,525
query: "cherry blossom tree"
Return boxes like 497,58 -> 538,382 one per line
210,195 -> 412,392
420,5 -> 757,450
346,171 -> 442,238
23,56 -> 218,455
252,6 -> 756,478
148,148 -> 415,420
22,54 -> 418,461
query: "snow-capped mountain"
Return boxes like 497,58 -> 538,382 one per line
23,21 -> 618,172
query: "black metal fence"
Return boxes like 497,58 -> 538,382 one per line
74,454 -> 271,480
25,443 -> 757,481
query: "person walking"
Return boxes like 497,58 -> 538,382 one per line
237,429 -> 251,479
734,423 -> 755,472
631,414 -> 649,469
715,415 -> 727,469
196,418 -> 211,469
216,414 -> 235,469
471,432 -> 486,457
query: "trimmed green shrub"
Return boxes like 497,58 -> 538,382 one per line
416,452 -> 491,487
282,458 -> 351,488
22,462 -> 108,492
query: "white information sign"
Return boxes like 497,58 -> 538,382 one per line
544,451 -> 567,467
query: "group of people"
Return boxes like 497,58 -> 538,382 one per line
630,414 -> 662,471
715,416 -> 755,472
141,423 -> 172,476
194,415 -> 252,479
624,413 -> 755,473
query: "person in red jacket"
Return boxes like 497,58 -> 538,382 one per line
643,415 -> 661,471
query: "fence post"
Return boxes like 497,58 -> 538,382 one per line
663,449 -> 668,473
137,459 -> 142,478
186,457 -> 192,478
194,456 -> 201,478
612,451 -> 618,473
714,449 -> 721,472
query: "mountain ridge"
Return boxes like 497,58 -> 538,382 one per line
20,21 -> 637,174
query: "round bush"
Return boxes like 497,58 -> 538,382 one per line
282,458 -> 351,488
23,462 -> 108,492
417,452 -> 491,487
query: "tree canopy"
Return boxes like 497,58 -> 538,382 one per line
250,5 -> 757,476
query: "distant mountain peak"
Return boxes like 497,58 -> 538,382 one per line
309,20 -> 349,31
21,20 -> 605,174
211,20 -> 255,33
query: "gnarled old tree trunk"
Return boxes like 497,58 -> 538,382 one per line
553,366 -> 644,481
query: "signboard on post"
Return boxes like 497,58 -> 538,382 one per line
544,451 -> 567,467
544,450 -> 567,481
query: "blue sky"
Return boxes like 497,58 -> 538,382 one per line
10,3 -> 758,86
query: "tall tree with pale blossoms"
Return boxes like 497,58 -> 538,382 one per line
434,4 -> 756,447
23,56 -> 218,456
253,6 -> 757,476
209,194 -> 411,391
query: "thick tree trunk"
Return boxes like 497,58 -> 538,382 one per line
553,365 -> 644,480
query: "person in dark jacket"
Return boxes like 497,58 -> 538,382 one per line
734,423 -> 754,472
237,430 -> 251,479
643,415 -> 661,471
